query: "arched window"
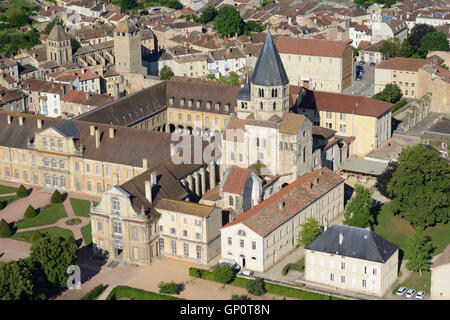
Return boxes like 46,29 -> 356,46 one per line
50,139 -> 55,151
303,146 -> 306,163
112,197 -> 120,214
273,102 -> 276,110
59,160 -> 64,169
256,137 -> 260,147
42,138 -> 48,149
280,142 -> 283,150
52,175 -> 58,186
51,159 -> 57,168
260,101 -> 263,110
284,142 -> 288,149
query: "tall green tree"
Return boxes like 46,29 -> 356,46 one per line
372,83 -> 402,103
200,6 -> 218,24
380,37 -> 400,59
417,31 -> 450,58
30,235 -> 78,288
213,6 -> 244,38
387,144 -> 450,229
159,65 -> 174,80
213,264 -> 234,284
397,39 -> 414,58
408,24 -> 436,50
120,0 -> 137,11
0,259 -> 42,300
70,38 -> 81,54
298,217 -> 322,246
404,230 -> 433,276
375,161 -> 399,198
343,184 -> 374,229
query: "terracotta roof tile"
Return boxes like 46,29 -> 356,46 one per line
275,37 -> 349,57
375,57 -> 431,72
222,167 -> 251,194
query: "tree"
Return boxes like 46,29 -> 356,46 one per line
213,6 -> 244,38
213,264 -> 234,284
158,281 -> 178,294
0,218 -> 12,238
372,83 -> 402,103
298,217 -> 322,246
16,185 -> 28,198
408,24 -> 436,51
42,20 -> 55,35
199,6 -> 218,24
396,39 -> 414,58
30,231 -> 42,243
404,230 -> 433,276
120,0 -> 137,11
30,235 -> 78,288
159,65 -> 174,80
380,37 -> 400,59
51,190 -> 64,203
246,278 -> 266,296
167,0 -> 182,10
231,294 -> 251,300
343,184 -> 374,229
70,38 -> 81,54
24,205 -> 37,218
375,161 -> 399,198
207,73 -> 216,80
243,20 -> 263,35
0,259 -> 42,300
417,31 -> 450,58
387,144 -> 450,229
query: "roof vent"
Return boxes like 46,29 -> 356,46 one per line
339,232 -> 344,245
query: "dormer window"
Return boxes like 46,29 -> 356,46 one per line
188,99 -> 193,108
225,104 -> 229,112
196,100 -> 201,109
206,101 -> 211,110
180,99 -> 185,107
215,103 -> 220,111
169,97 -> 174,105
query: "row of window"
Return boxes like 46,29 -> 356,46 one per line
227,237 -> 257,250
3,151 -> 37,165
311,257 -> 378,275
169,112 -> 223,127
160,239 -> 202,259
42,138 -> 64,152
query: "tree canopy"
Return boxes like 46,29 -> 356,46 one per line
213,6 -> 244,38
408,24 -> 436,50
372,83 -> 402,103
417,31 -> 450,58
380,37 -> 400,59
159,65 -> 174,80
404,230 -> 434,275
343,184 -> 374,229
199,6 -> 218,24
375,161 -> 399,198
120,0 -> 137,11
298,217 -> 323,246
30,235 -> 78,288
387,144 -> 450,229
0,259 -> 42,300
213,264 -> 234,284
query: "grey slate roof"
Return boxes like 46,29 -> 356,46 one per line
305,224 -> 398,263
53,121 -> 80,137
48,23 -> 69,42
237,72 -> 251,101
250,31 -> 289,86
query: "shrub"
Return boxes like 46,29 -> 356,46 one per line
231,294 -> 251,300
213,265 -> 234,284
0,218 -> 12,237
0,201 -> 5,210
24,205 -> 37,218
67,235 -> 77,247
30,231 -> 42,242
158,281 -> 178,294
16,185 -> 28,198
80,284 -> 105,300
189,267 -> 202,278
246,278 -> 266,296
51,190 -> 64,203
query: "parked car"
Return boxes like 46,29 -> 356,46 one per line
396,287 -> 407,295
370,62 -> 376,66
405,288 -> 416,298
238,270 -> 254,277
416,291 -> 426,300
218,258 -> 241,273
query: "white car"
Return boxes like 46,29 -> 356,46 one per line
238,270 -> 254,277
416,291 -> 426,300
405,288 -> 416,298
396,287 -> 407,296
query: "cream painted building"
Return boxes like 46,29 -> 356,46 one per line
220,168 -> 345,272
374,57 -> 431,99
430,244 -> 450,300
304,224 -> 399,297
156,199 -> 222,264
274,37 -> 353,93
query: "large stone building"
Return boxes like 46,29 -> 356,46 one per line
274,37 -> 353,93
304,224 -> 399,297
46,21 -> 72,66
220,168 -> 345,272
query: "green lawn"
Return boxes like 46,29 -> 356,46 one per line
393,271 -> 431,294
0,195 -> 19,210
11,226 -> 74,243
106,285 -> 183,300
0,185 -> 18,194
373,202 -> 450,256
16,203 -> 67,229
81,222 -> 92,246
70,198 -> 98,217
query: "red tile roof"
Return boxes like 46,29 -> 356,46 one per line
222,167 -> 251,194
275,37 -> 349,58
375,57 -> 431,72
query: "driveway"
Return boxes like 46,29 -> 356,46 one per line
0,238 -> 31,262
343,62 -> 375,97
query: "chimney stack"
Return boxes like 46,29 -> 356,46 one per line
90,125 -> 95,136
151,171 -> 157,186
37,119 -> 42,128
143,158 -> 148,170
95,128 -> 100,148
145,180 -> 152,204
109,127 -> 115,138
7,114 -> 11,124
339,232 -> 344,245
19,116 -> 24,125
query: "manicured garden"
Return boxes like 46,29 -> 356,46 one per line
0,195 -> 19,210
188,267 -> 341,300
11,226 -> 74,243
15,203 -> 67,229
70,198 -> 92,218
106,285 -> 183,300
0,185 -> 18,194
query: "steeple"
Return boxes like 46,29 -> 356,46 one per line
237,71 -> 251,101
250,30 -> 289,86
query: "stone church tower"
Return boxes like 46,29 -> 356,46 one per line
113,18 -> 144,74
236,31 -> 290,121
46,21 -> 72,65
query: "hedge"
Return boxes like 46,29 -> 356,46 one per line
188,267 -> 341,300
16,185 -> 28,198
106,286 -> 182,300
24,205 -> 37,218
51,190 -> 64,203
282,259 -> 305,276
80,285 -> 106,300
0,218 -> 12,238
